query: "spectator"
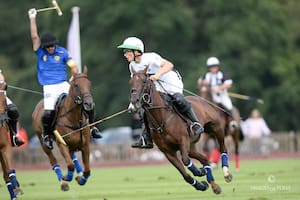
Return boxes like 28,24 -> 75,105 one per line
242,109 -> 271,139
241,109 -> 276,154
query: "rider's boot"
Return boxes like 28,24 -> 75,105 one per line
7,104 -> 24,147
8,119 -> 24,147
172,93 -> 204,135
86,109 -> 102,139
185,108 -> 205,135
131,116 -> 153,149
41,110 -> 55,150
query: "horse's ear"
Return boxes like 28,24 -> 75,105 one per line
83,65 -> 88,75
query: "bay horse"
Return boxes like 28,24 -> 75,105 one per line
0,78 -> 23,200
197,79 -> 242,171
129,67 -> 233,194
32,66 -> 93,191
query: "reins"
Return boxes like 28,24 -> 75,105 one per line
158,79 -> 231,116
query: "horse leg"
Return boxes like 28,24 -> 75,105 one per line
0,152 -> 15,200
8,169 -> 24,196
232,132 -> 240,172
164,150 -> 208,191
189,144 -> 221,194
213,127 -> 233,182
56,144 -> 75,191
75,145 -> 90,186
179,138 -> 206,177
72,153 -> 83,175
40,143 -> 67,190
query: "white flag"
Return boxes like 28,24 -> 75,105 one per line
67,7 -> 82,72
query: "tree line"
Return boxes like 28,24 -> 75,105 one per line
0,0 -> 299,138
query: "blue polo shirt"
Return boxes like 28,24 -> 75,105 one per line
35,45 -> 72,86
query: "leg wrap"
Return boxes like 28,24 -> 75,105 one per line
78,172 -> 90,185
52,164 -> 63,181
221,152 -> 229,168
204,164 -> 215,183
185,159 -> 203,177
8,170 -> 20,189
6,181 -> 16,199
72,154 -> 83,174
65,168 -> 75,181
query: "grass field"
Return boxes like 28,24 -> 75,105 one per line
1,158 -> 299,200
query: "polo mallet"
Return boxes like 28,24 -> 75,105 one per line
228,92 -> 264,104
36,0 -> 63,16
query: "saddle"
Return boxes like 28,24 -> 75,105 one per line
51,93 -> 67,128
159,93 -> 193,135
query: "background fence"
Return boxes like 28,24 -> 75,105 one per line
11,132 -> 299,167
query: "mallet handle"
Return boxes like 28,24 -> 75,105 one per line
228,92 -> 264,104
36,7 -> 56,12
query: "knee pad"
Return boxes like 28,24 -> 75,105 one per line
7,104 -> 19,120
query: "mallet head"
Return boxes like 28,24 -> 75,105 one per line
52,0 -> 62,16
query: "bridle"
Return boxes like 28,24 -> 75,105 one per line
70,74 -> 93,107
130,73 -> 165,110
130,72 -> 173,133
56,74 -> 93,130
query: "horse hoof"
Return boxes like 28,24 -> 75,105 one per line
212,184 -> 222,194
61,182 -> 69,191
224,173 -> 233,183
14,188 -> 24,195
198,167 -> 207,177
75,176 -> 86,185
195,181 -> 209,191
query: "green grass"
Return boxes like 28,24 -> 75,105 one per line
1,158 -> 299,200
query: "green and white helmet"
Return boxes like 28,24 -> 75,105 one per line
206,57 -> 220,67
117,37 -> 144,53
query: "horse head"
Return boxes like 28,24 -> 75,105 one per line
69,66 -> 94,111
198,79 -> 213,101
129,66 -> 153,110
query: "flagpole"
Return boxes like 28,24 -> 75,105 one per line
68,6 -> 82,73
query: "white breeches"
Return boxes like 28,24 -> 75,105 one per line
212,91 -> 233,110
43,81 -> 70,110
155,71 -> 183,95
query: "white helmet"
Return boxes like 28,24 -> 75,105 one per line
117,37 -> 144,53
206,57 -> 220,67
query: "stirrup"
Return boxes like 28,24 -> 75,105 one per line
190,122 -> 204,135
43,135 -> 54,150
12,136 -> 25,147
131,136 -> 153,149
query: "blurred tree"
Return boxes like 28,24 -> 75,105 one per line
0,0 -> 299,138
